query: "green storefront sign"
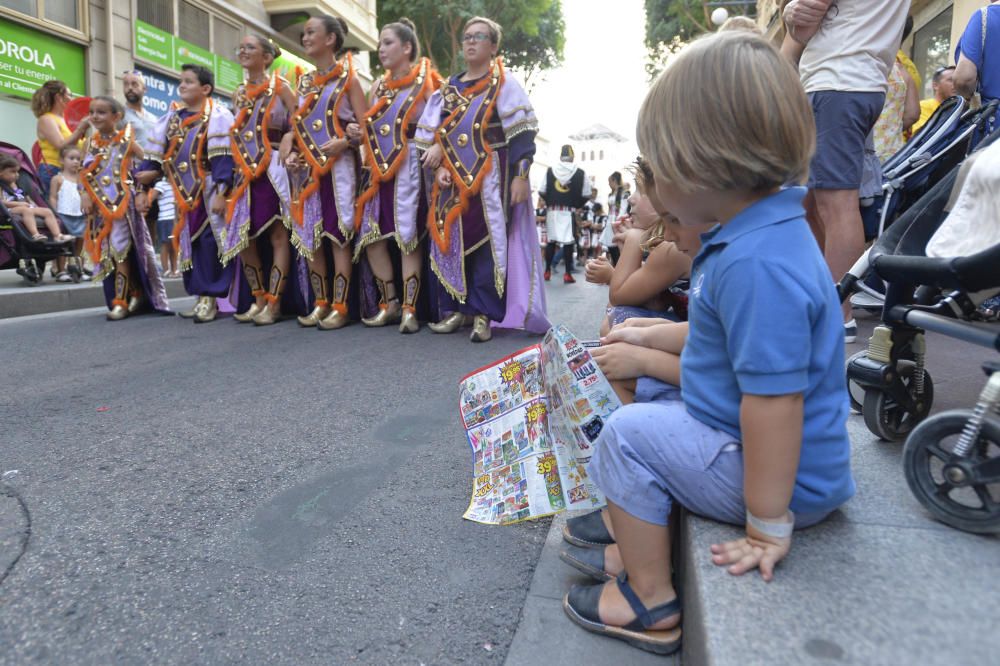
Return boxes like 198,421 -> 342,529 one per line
0,17 -> 87,101
135,20 -> 313,93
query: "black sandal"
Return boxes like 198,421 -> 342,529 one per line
562,510 -> 614,548
563,574 -> 682,655
559,544 -> 614,582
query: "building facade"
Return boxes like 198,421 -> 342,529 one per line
567,124 -> 631,201
0,0 -> 378,150
757,0 -> 992,98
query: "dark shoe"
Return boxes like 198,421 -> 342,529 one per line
559,544 -> 614,582
563,510 -> 614,548
563,576 -> 681,656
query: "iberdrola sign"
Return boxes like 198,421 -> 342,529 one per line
0,17 -> 87,101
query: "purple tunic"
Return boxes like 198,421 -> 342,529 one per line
414,60 -> 549,332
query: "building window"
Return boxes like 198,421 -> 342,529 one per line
137,0 -> 172,33
599,150 -> 604,160
912,7 -> 953,99
590,150 -> 595,161
179,2 -> 210,50
3,0 -> 81,30
214,19 -> 241,61
581,152 -> 586,161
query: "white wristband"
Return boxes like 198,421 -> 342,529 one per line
746,510 -> 795,539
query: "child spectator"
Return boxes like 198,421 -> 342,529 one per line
0,154 -> 72,243
149,178 -> 179,277
560,32 -> 854,655
48,145 -> 85,280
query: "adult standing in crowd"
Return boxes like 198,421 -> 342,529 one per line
540,144 -> 590,284
912,66 -> 956,133
954,0 -> 1000,142
123,71 -> 158,151
781,0 -> 910,342
32,80 -> 90,196
873,18 -> 920,162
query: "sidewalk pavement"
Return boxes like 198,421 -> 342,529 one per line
0,268 -> 188,319
507,313 -> 999,665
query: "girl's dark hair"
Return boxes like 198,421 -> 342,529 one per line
0,154 -> 20,171
91,95 -> 125,117
609,171 -> 623,187
31,80 -> 68,118
629,156 -> 655,192
315,15 -> 349,53
250,35 -> 282,62
384,17 -> 420,62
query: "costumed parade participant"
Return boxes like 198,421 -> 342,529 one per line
80,96 -> 170,320
221,35 -> 303,326
540,144 -> 590,283
601,171 -> 628,265
141,64 -> 235,323
354,19 -> 441,333
285,15 -> 369,329
416,16 -> 548,342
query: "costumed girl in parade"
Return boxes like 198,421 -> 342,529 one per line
284,15 -> 368,330
141,64 -> 235,323
80,96 -> 170,320
354,18 -> 441,333
221,35 -> 303,326
416,16 -> 548,342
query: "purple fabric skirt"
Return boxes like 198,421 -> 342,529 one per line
249,176 -> 284,238
319,175 -> 350,245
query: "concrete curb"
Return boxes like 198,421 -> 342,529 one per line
0,271 -> 188,319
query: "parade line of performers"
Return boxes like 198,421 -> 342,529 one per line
78,15 -> 548,342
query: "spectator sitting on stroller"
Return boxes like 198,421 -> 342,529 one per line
0,154 -> 72,242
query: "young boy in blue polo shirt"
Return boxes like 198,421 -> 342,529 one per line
559,31 -> 855,656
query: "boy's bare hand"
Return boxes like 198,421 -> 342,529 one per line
710,526 -> 791,582
590,342 -> 646,380
602,324 -> 648,347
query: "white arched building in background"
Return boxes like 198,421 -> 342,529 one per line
567,124 -> 632,202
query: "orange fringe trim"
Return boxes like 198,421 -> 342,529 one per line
354,58 -> 443,231
83,214 -> 112,264
427,58 -> 505,254
289,54 -> 354,228
81,124 -> 134,223
226,74 -> 281,224
111,298 -> 128,309
314,299 -> 329,308
264,292 -> 280,305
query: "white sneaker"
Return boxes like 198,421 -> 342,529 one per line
850,291 -> 883,310
844,319 -> 858,344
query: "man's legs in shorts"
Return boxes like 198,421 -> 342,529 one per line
806,91 -> 885,322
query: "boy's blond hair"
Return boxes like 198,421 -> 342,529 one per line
637,31 -> 814,194
719,16 -> 762,34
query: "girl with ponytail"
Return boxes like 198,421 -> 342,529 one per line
352,18 -> 443,332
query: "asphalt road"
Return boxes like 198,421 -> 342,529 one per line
0,277 -> 605,665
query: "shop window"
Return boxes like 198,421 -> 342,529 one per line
138,0 -> 173,33
5,1 -> 38,18
913,7 -> 953,99
214,19 -> 241,61
179,2 -> 210,50
44,0 -> 78,29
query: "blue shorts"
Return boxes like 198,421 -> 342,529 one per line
156,218 -> 174,245
59,213 -> 86,237
590,378 -> 831,528
807,91 -> 885,190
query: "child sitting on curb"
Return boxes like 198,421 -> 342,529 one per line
559,31 -> 855,656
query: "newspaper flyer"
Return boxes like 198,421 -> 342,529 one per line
460,325 -> 622,525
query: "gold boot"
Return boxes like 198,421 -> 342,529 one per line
233,302 -> 262,323
470,314 -> 492,342
127,291 -> 144,314
107,271 -> 129,321
193,296 -> 218,323
428,311 -> 464,334
398,274 -> 420,333
399,308 -> 419,334
298,270 -> 330,327
235,263 -> 266,322
318,306 -> 350,330
253,266 -> 286,326
362,277 -> 402,327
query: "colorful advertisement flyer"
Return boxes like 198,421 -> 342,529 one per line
460,325 -> 621,525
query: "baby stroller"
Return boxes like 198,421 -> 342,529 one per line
839,128 -> 1000,534
0,141 -> 81,284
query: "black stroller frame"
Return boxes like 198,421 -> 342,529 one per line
838,122 -> 1000,534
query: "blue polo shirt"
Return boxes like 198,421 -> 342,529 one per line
680,187 -> 855,514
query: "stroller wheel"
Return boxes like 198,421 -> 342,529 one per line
16,259 -> 42,284
862,361 -> 934,442
903,410 -> 1000,534
846,350 -> 867,414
